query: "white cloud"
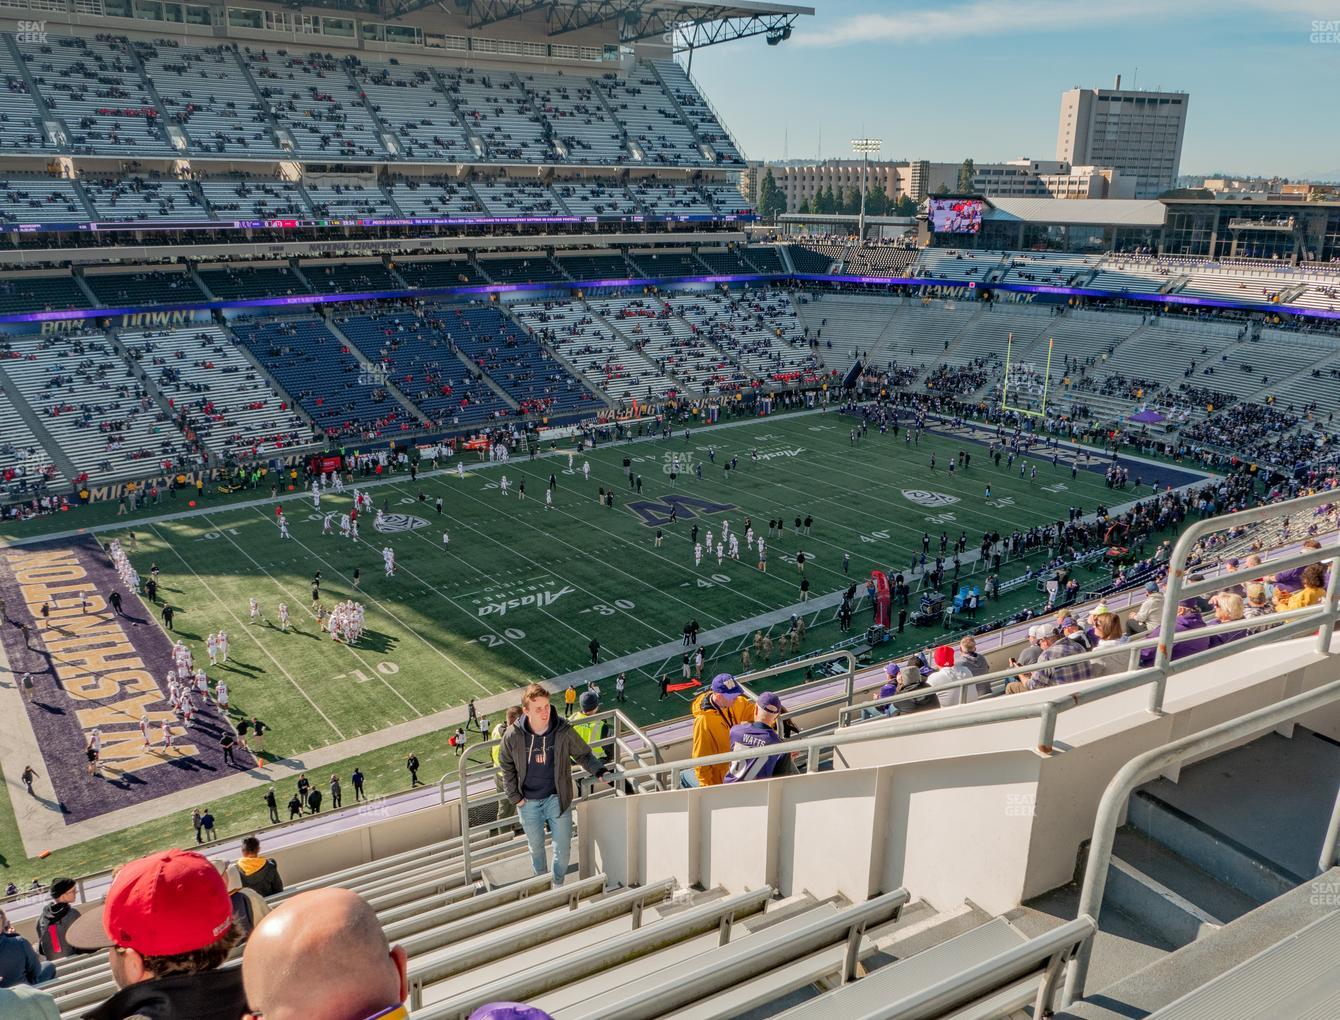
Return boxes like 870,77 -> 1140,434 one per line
794,0 -> 1326,48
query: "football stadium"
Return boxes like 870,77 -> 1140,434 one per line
0,1 -> 1338,1017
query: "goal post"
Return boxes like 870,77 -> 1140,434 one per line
1001,334 -> 1053,418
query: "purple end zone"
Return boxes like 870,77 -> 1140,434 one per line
0,535 -> 254,825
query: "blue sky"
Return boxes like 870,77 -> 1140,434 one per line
687,0 -> 1340,180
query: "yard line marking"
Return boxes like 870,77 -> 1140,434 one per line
205,514 -> 422,716
244,508 -> 504,695
148,523 -> 345,741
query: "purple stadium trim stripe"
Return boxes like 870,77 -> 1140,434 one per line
0,536 -> 254,824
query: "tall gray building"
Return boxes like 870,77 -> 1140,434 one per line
1056,78 -> 1188,199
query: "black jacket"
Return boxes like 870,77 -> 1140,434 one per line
236,857 -> 284,898
36,901 -> 81,960
497,709 -> 605,814
84,966 -> 248,1020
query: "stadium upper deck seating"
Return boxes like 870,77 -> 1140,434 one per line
653,60 -> 744,164
0,40 -> 46,153
436,304 -> 600,415
349,60 -> 477,162
629,181 -> 715,217
198,178 -> 309,219
553,252 -> 636,280
519,69 -> 627,165
20,35 -> 176,157
787,243 -> 842,274
303,182 -> 398,218
386,178 -> 483,218
448,66 -> 552,163
249,49 -> 388,160
0,178 -> 84,225
119,325 -> 314,458
81,178 -> 206,222
552,179 -> 640,217
628,250 -> 707,278
0,332 -> 193,483
512,299 -> 676,402
231,316 -> 418,439
132,39 -> 285,157
332,308 -> 510,427
594,62 -> 705,166
471,178 -> 567,217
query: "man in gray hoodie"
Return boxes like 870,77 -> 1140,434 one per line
498,683 -> 612,885
956,635 -> 994,699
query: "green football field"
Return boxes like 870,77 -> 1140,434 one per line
0,410 -> 1175,880
118,411 -> 1130,756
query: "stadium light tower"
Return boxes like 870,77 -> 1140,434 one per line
850,137 -> 882,241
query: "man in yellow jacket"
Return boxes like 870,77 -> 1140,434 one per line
690,674 -> 754,787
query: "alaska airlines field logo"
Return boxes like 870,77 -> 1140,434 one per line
901,490 -> 960,509
375,513 -> 429,533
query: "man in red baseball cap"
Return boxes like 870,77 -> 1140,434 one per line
64,849 -> 247,1020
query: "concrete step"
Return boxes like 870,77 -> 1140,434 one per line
1105,828 -> 1261,948
1055,866 -> 1340,1019
1126,789 -> 1301,905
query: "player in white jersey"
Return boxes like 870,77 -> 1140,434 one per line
383,546 -> 395,576
195,670 -> 209,700
249,597 -> 261,623
582,461 -> 590,481
567,451 -> 574,470
694,542 -> 703,567
745,526 -> 754,550
705,530 -> 713,553
722,520 -> 730,539
277,602 -> 289,632
181,694 -> 195,728
757,538 -> 767,572
500,475 -> 510,496
332,472 -> 345,494
716,542 -> 724,566
218,630 -> 229,662
216,680 -> 229,714
206,633 -> 218,666
457,462 -> 465,480
729,534 -> 740,560
350,519 -> 359,540
340,514 -> 351,537
322,513 -> 333,534
161,720 -> 174,751
311,482 -> 321,510
278,515 -> 290,540
544,488 -> 554,510
442,529 -> 450,550
139,711 -> 152,748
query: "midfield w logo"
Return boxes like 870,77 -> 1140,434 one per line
627,494 -> 737,528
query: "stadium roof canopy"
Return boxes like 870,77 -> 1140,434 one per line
982,198 -> 1168,227
298,0 -> 814,50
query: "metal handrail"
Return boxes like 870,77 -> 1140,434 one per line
1059,674 -> 1340,1006
570,486 -> 1340,787
838,603 -> 1323,729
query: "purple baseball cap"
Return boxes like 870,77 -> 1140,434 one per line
469,1005 -> 555,1020
711,673 -> 741,698
757,691 -> 784,713
884,662 -> 901,678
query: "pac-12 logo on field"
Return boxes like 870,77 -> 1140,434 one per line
901,490 -> 960,509
375,513 -> 429,533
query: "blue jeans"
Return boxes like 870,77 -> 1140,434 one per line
518,794 -> 573,885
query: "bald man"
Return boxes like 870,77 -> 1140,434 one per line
241,888 -> 407,1020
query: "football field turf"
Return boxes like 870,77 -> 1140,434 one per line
0,409 -> 1209,878
115,411 -> 1166,755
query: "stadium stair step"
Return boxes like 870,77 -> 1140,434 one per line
1055,865 -> 1340,1019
